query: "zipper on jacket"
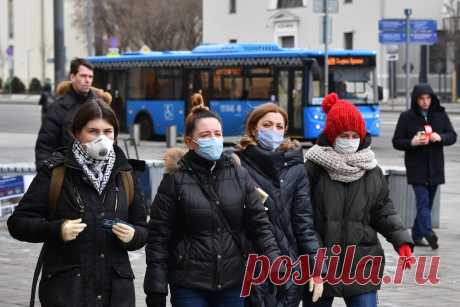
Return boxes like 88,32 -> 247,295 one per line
114,186 -> 119,212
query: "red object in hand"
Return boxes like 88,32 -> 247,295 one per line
398,244 -> 415,270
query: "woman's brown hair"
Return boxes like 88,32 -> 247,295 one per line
71,98 -> 119,138
237,102 -> 298,151
184,93 -> 222,137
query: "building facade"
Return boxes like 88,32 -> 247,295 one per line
0,0 -> 88,88
203,0 -> 454,99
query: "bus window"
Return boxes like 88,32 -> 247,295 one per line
155,69 -> 183,100
246,67 -> 273,100
213,68 -> 243,99
330,68 -> 376,104
128,68 -> 146,99
293,70 -> 303,129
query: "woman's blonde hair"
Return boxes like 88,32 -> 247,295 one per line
236,102 -> 298,151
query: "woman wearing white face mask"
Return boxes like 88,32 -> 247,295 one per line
8,99 -> 148,307
303,93 -> 414,307
235,103 -> 324,306
145,94 -> 280,307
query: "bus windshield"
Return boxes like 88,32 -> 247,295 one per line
330,67 -> 376,104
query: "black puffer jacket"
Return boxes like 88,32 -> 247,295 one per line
144,150 -> 279,297
8,144 -> 148,307
35,82 -> 111,167
237,144 -> 321,305
392,83 -> 457,185
305,134 -> 413,298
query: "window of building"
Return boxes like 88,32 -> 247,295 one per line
229,0 -> 236,14
8,0 -> 14,39
344,0 -> 353,3
344,32 -> 353,50
277,0 -> 303,9
280,36 -> 295,48
429,31 -> 447,74
229,39 -> 238,43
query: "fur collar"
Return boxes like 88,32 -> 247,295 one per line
56,81 -> 112,104
163,147 -> 240,174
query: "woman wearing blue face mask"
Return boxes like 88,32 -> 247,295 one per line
235,103 -> 324,307
303,93 -> 414,307
144,94 -> 280,307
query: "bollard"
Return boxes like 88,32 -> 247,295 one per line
166,125 -> 177,148
131,123 -> 141,146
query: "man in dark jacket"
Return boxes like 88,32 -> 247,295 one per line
35,58 -> 111,167
392,83 -> 457,249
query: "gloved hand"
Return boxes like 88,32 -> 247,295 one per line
398,244 -> 415,270
308,276 -> 324,303
146,293 -> 166,307
112,222 -> 135,243
61,218 -> 87,242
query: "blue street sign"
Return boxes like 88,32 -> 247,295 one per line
379,19 -> 437,33
378,19 -> 437,45
379,32 -> 438,44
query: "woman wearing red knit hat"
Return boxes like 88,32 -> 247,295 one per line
303,93 -> 414,307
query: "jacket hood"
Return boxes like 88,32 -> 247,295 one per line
317,132 -> 372,151
410,83 -> 443,113
56,81 -> 112,105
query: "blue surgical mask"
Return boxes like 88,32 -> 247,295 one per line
194,137 -> 224,161
257,128 -> 284,151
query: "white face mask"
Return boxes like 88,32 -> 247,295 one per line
334,137 -> 360,154
84,135 -> 114,160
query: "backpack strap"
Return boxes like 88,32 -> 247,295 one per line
48,166 -> 66,217
120,170 -> 134,207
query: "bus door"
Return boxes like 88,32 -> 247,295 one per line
276,69 -> 304,137
185,69 -> 211,114
107,70 -> 128,132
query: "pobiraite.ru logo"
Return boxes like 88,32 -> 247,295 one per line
241,245 -> 440,297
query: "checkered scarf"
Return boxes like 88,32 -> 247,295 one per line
72,141 -> 115,194
305,145 -> 377,183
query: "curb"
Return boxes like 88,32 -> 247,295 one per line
0,100 -> 38,106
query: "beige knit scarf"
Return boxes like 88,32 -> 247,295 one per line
305,145 -> 378,183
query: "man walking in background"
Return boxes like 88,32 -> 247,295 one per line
392,83 -> 457,249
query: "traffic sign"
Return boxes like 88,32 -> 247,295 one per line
379,19 -> 437,33
385,54 -> 399,61
378,19 -> 437,45
6,45 -> 14,57
379,31 -> 437,44
313,0 -> 338,14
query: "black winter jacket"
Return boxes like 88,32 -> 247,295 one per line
35,84 -> 98,167
305,134 -> 413,298
238,144 -> 321,306
8,144 -> 148,307
392,83 -> 457,185
144,150 -> 279,297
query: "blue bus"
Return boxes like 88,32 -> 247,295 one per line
88,43 -> 381,140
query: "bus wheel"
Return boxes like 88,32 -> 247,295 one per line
136,115 -> 154,140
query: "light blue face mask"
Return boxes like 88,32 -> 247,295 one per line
257,128 -> 284,151
194,137 -> 224,161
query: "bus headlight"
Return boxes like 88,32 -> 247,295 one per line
375,113 -> 380,119
314,114 -> 319,120
315,124 -> 321,130
375,122 -> 380,128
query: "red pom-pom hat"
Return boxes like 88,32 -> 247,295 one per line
322,93 -> 366,145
